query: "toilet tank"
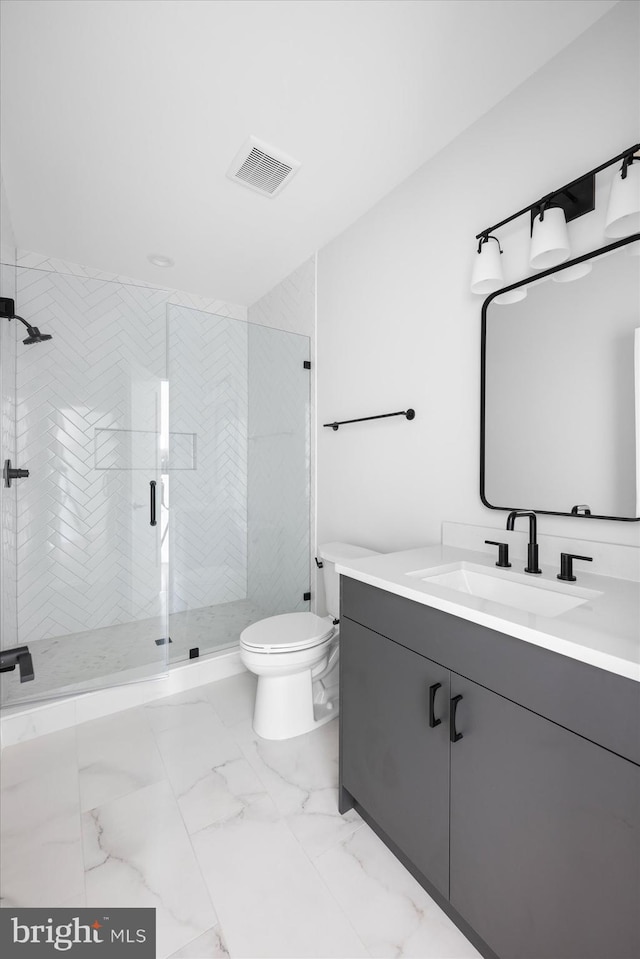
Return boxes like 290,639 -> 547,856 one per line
318,542 -> 380,620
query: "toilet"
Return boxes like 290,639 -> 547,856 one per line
240,542 -> 380,740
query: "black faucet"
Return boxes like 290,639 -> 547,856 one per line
506,511 -> 542,574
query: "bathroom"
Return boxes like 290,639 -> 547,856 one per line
0,1 -> 638,957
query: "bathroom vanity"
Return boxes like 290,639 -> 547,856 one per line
337,545 -> 640,959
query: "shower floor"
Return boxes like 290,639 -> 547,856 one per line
1,599 -> 269,706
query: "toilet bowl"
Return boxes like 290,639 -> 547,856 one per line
240,542 -> 380,740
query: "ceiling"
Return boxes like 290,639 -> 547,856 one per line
0,0 -> 617,305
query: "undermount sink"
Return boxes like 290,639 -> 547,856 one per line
407,562 -> 602,618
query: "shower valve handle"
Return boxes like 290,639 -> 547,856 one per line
4,460 -> 30,488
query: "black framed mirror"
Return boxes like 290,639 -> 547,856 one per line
481,234 -> 640,521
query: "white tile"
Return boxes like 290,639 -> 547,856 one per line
178,754 -> 268,837
143,687 -> 220,735
82,780 -> 217,959
1,729 -> 84,907
0,698 -> 78,748
152,711 -> 266,835
191,798 -> 368,959
205,670 -> 257,727
285,787 -> 363,860
314,825 -> 481,958
77,707 -> 165,811
234,716 -> 362,858
236,717 -> 340,811
167,924 -> 229,959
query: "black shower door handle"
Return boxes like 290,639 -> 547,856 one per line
149,480 -> 157,526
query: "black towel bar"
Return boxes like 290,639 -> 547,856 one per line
323,409 -> 415,431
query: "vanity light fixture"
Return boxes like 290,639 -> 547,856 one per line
472,141 -> 640,296
470,234 -> 504,294
604,151 -> 640,238
529,203 -> 570,270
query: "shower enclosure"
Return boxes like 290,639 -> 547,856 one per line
0,266 -> 310,707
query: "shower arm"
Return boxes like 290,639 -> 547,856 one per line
10,314 -> 40,337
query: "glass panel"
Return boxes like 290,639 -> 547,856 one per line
247,322 -> 311,618
167,306 -> 310,661
1,268 -> 169,706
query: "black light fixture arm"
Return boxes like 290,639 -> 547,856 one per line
476,142 -> 640,240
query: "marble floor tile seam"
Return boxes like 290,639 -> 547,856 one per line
214,723 -> 377,957
143,695 -> 372,959
139,706 -> 262,950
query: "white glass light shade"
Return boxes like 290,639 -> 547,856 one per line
551,261 -> 593,283
471,237 -> 503,294
626,238 -> 640,256
493,288 -> 527,305
604,159 -> 640,238
529,207 -> 570,269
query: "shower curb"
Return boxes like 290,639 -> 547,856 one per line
0,647 -> 246,749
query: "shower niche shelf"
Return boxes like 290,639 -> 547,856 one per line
94,428 -> 197,470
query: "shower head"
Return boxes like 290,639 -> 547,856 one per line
0,299 -> 53,345
22,327 -> 53,345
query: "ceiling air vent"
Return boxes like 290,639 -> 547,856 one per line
226,136 -> 301,197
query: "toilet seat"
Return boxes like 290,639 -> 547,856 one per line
240,612 -> 334,653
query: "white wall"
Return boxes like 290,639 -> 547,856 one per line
317,1 -> 640,555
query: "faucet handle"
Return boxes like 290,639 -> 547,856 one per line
485,540 -> 511,568
557,553 -> 593,582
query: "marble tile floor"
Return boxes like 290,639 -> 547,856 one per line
1,599 -> 269,706
0,671 -> 480,959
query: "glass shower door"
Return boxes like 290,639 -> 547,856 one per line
1,268 -> 169,705
167,306 -> 310,661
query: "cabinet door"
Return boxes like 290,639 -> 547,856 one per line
450,674 -> 640,959
340,617 -> 450,897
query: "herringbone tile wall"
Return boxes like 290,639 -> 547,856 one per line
7,250 -> 314,660
16,250 -> 248,322
15,268 -> 170,642
168,306 -> 249,614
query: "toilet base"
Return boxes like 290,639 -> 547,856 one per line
253,668 -> 338,740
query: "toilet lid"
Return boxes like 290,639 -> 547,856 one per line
240,612 -> 335,653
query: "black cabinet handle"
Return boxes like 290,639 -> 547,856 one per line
150,480 -> 157,526
428,683 -> 442,728
450,694 -> 463,743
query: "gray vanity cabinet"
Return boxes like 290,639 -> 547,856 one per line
449,674 -> 640,959
339,576 -> 640,959
340,617 -> 450,898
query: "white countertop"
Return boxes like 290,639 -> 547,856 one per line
336,545 -> 640,682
